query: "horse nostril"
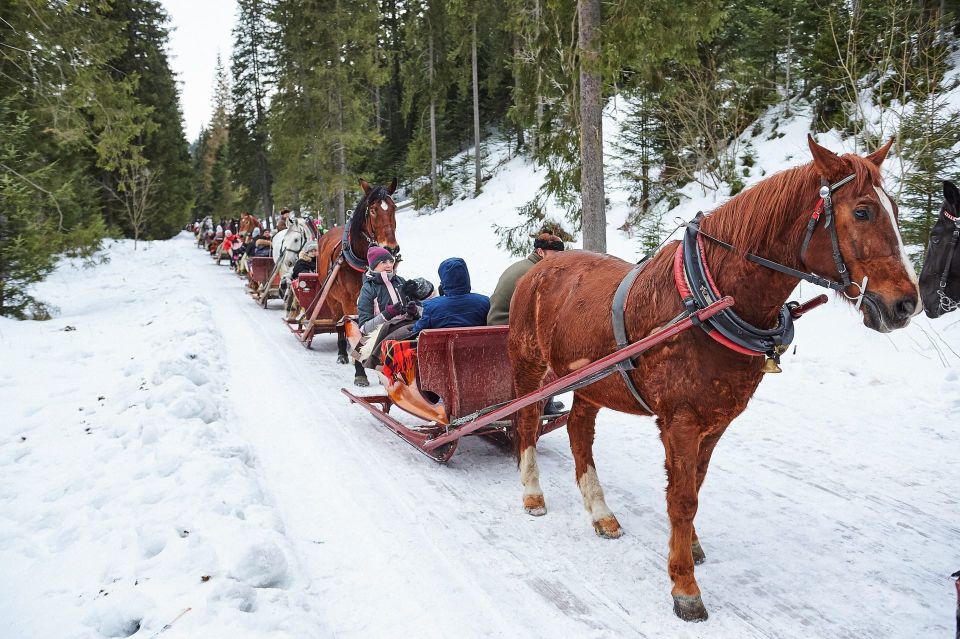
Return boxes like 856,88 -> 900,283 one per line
895,297 -> 916,319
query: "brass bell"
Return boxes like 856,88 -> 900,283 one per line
762,356 -> 782,374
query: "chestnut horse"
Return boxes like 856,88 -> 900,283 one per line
918,180 -> 960,318
316,178 -> 400,386
238,212 -> 263,237
509,137 -> 920,622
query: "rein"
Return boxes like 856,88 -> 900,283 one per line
673,173 -> 858,368
936,208 -> 960,312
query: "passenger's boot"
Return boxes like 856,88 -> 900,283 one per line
543,397 -> 565,415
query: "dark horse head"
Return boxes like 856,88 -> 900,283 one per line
351,177 -> 399,257
918,180 -> 960,318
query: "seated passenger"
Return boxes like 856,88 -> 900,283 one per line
357,246 -> 416,335
291,241 -> 318,279
410,257 -> 489,336
487,229 -> 565,325
252,230 -> 273,257
487,229 -> 566,415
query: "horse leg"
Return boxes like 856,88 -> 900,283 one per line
691,430 -> 724,565
353,360 -> 368,387
568,395 -> 621,538
513,355 -> 548,516
661,408 -> 709,622
336,325 -> 350,364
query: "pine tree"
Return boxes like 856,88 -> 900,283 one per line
100,0 -> 194,240
196,55 -> 235,220
230,0 -> 274,223
0,1 -> 125,316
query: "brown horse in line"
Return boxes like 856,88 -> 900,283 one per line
509,137 -> 920,622
316,178 -> 400,386
238,212 -> 263,237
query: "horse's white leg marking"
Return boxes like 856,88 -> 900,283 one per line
520,446 -> 542,497
874,185 -> 921,306
520,446 -> 546,515
577,465 -> 614,522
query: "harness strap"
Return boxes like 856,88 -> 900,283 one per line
695,224 -> 847,292
936,212 -> 960,311
611,260 -> 654,414
939,215 -> 960,288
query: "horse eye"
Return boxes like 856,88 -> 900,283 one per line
932,236 -> 941,244
854,208 -> 870,221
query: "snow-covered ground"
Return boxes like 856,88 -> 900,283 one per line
2,205 -> 958,637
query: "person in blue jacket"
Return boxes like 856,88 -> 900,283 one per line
410,257 -> 489,336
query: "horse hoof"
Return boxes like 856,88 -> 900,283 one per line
592,515 -> 623,539
354,376 -> 369,387
692,541 -> 706,565
523,494 -> 547,516
337,355 -> 349,364
673,594 -> 708,622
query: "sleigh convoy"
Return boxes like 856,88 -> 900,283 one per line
194,141 -> 952,624
203,211 -> 737,462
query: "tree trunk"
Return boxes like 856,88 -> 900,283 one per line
534,0 -> 543,155
472,18 -> 481,196
336,91 -> 347,226
784,6 -> 792,118
429,28 -> 438,206
578,0 -> 605,252
334,0 -> 346,226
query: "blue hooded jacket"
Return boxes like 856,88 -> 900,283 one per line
411,257 -> 490,335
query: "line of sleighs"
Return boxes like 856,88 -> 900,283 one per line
189,165 -> 960,627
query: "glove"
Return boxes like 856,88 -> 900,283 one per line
382,302 -> 403,320
400,280 -> 419,301
404,301 -> 420,319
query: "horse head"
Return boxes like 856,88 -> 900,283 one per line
356,177 -> 400,257
238,212 -> 261,236
918,180 -> 960,318
801,136 -> 920,332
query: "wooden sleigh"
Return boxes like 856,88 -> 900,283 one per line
284,271 -> 341,348
248,256 -> 281,307
342,296 -> 735,462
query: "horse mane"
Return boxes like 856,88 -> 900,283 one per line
349,185 -> 390,239
701,154 -> 882,274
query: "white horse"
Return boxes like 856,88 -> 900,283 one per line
271,214 -> 317,280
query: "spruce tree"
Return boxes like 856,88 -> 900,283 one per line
100,0 -> 193,240
230,0 -> 274,222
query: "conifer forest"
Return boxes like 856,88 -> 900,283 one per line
3,0 -> 960,317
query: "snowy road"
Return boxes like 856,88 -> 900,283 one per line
1,233 -> 958,638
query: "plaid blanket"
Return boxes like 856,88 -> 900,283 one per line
380,340 -> 417,385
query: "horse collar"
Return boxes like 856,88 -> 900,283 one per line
341,217 -> 373,273
675,218 -> 795,364
674,173 -> 868,366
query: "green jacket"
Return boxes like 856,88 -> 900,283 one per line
486,252 -> 542,325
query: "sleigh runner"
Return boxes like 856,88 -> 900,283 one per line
341,296 -> 735,462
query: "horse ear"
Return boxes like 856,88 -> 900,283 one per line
944,180 -> 960,211
359,178 -> 371,195
865,138 -> 894,167
807,134 -> 850,180
387,177 -> 398,195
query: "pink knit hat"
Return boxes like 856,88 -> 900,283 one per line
367,246 -> 394,268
